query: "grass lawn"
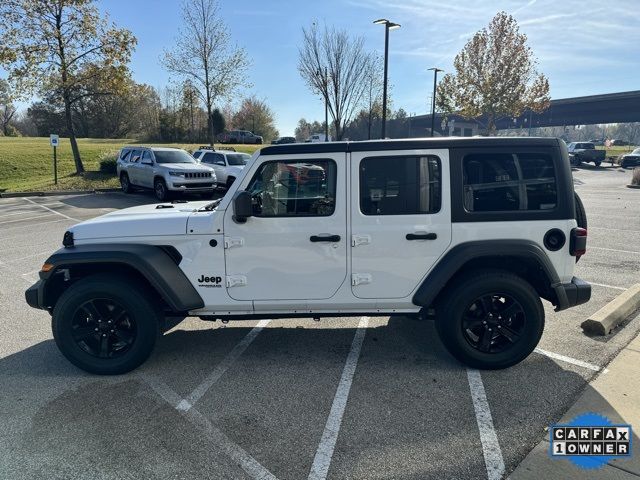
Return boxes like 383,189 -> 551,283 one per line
0,137 -> 262,192
597,145 -> 637,158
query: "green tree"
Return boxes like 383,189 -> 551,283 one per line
0,0 -> 136,173
436,12 -> 550,134
162,0 -> 250,147
211,108 -> 226,138
232,97 -> 279,142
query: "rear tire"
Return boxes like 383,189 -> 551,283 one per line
435,270 -> 544,370
574,191 -> 587,229
52,274 -> 161,375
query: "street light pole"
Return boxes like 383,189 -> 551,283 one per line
428,67 -> 443,137
374,19 -> 400,139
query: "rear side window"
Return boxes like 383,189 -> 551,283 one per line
246,159 -> 336,217
462,153 -> 556,212
360,156 -> 441,215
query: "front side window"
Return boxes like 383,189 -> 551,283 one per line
463,153 -> 556,212
141,150 -> 153,163
360,156 -> 441,215
246,159 -> 336,217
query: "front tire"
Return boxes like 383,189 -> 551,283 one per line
435,271 -> 544,369
120,173 -> 132,193
52,274 -> 161,375
226,177 -> 236,189
154,178 -> 169,201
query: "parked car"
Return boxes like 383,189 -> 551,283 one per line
192,146 -> 252,189
566,142 -> 606,167
305,133 -> 331,143
27,137 -> 590,374
611,139 -> 629,146
218,130 -> 263,144
271,136 -> 296,145
116,146 -> 216,201
619,148 -> 640,168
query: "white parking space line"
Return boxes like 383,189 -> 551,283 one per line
466,369 -> 505,480
23,197 -> 80,222
590,246 -> 640,255
308,316 -> 369,480
589,226 -> 640,233
0,213 -> 54,225
587,281 -> 627,291
176,319 -> 271,412
534,348 -> 606,373
139,372 -> 278,480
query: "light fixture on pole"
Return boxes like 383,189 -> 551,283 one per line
428,67 -> 443,137
374,18 -> 400,139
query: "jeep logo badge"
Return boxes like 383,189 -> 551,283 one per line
197,275 -> 223,288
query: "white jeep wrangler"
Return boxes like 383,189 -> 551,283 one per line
26,137 -> 590,375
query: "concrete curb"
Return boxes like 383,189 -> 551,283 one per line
582,284 -> 640,336
0,188 -> 121,198
626,184 -> 640,189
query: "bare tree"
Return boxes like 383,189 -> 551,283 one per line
298,23 -> 375,140
0,79 -> 17,136
362,57 -> 383,140
162,0 -> 250,146
436,12 -> 550,134
0,0 -> 135,173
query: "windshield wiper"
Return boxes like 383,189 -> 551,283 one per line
200,198 -> 222,211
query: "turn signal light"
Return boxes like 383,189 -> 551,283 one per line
41,263 -> 54,273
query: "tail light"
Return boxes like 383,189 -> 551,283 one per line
570,227 -> 587,259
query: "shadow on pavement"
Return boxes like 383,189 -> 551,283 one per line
0,318 -> 637,480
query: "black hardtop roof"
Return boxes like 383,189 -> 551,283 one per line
260,136 -> 561,155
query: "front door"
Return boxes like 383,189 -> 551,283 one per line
138,150 -> 155,188
223,153 -> 347,305
350,149 -> 452,299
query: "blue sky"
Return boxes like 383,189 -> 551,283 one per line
6,0 -> 640,135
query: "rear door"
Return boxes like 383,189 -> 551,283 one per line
223,153 -> 347,307
350,149 -> 452,299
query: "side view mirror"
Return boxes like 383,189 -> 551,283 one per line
233,190 -> 252,223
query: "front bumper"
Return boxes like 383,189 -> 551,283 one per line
25,279 -> 45,310
553,277 -> 591,311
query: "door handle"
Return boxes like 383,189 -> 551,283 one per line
406,232 -> 437,240
310,234 -> 341,243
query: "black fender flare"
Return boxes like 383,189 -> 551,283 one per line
412,240 -> 562,308
41,244 -> 204,312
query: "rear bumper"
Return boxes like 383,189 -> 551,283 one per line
553,277 -> 591,311
25,279 -> 45,310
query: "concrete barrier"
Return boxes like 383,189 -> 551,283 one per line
582,284 -> 640,335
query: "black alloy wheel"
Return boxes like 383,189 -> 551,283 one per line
461,293 -> 525,354
71,298 -> 136,359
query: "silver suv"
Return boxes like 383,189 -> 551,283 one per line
116,146 -> 217,201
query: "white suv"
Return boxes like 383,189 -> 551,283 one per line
116,146 -> 217,201
192,147 -> 252,189
27,137 -> 590,374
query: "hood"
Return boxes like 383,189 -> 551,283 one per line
160,163 -> 214,172
226,165 -> 245,175
71,201 -> 213,240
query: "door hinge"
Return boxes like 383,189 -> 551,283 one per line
226,275 -> 247,288
224,237 -> 244,249
351,273 -> 372,286
351,234 -> 371,247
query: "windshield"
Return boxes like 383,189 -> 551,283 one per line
154,150 -> 197,164
226,153 -> 250,166
632,148 -> 640,155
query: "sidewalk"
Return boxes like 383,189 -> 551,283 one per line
510,331 -> 640,479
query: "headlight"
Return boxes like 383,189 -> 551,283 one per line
168,171 -> 185,177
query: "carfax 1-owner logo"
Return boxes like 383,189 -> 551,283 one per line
549,413 -> 632,469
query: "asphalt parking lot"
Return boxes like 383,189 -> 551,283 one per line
1,167 -> 639,480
